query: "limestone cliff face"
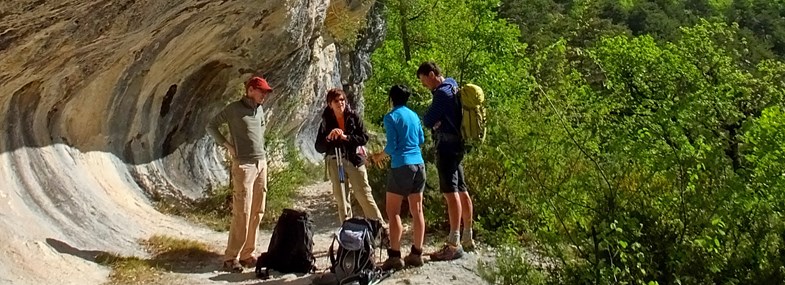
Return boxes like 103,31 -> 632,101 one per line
0,0 -> 383,283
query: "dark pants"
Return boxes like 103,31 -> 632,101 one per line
435,141 -> 467,193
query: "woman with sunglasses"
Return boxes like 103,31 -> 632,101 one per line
314,88 -> 384,223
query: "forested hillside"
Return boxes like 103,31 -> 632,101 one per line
503,0 -> 785,61
364,0 -> 785,284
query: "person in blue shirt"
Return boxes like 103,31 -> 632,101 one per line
418,61 -> 475,261
380,85 -> 426,271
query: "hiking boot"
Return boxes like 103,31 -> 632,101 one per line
222,259 -> 243,273
239,256 -> 257,268
381,256 -> 405,271
403,253 -> 424,267
429,244 -> 464,261
462,239 -> 477,252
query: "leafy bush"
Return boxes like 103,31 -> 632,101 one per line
365,0 -> 785,283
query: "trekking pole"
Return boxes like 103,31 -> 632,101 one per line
335,147 -> 343,183
335,147 -> 351,219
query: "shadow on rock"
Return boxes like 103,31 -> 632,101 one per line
209,271 -> 316,284
149,248 -> 223,274
46,238 -> 108,262
46,237 -> 223,274
209,272 -> 258,283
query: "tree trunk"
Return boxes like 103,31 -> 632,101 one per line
398,0 -> 411,61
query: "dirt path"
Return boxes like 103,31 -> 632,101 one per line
161,181 -> 493,285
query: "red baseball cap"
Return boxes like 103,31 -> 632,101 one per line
246,76 -> 272,92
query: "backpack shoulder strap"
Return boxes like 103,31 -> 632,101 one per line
328,232 -> 339,267
302,216 -> 317,270
440,85 -> 463,139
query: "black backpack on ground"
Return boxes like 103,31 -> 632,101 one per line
327,217 -> 391,285
255,208 -> 316,279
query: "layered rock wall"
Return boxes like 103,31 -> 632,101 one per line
0,0 -> 384,283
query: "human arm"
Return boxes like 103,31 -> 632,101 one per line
205,108 -> 236,156
383,114 -> 397,155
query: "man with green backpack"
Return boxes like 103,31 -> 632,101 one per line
418,61 -> 486,261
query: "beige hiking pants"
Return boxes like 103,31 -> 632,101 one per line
224,159 -> 267,261
326,156 -> 383,223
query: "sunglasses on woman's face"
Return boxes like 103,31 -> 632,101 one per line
333,97 -> 346,103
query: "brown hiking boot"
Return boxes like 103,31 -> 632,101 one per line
222,259 -> 243,273
381,256 -> 404,271
403,253 -> 424,267
429,244 -> 464,261
239,256 -> 257,268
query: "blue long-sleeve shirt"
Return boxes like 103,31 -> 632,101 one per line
384,106 -> 425,168
423,77 -> 461,136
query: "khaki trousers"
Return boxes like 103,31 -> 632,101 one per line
224,159 -> 267,261
326,156 -> 383,222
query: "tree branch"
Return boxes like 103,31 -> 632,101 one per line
407,0 -> 439,21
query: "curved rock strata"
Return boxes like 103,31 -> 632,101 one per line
0,0 -> 383,284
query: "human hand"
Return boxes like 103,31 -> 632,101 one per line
368,152 -> 389,167
328,128 -> 344,141
433,121 -> 442,130
224,143 -> 236,158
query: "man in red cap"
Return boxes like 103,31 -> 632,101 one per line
206,76 -> 273,272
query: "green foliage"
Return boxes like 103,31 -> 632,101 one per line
265,139 -> 323,226
365,0 -> 529,232
365,0 -> 529,127
501,0 -> 785,61
742,106 -> 785,192
519,21 -> 785,284
367,0 -> 785,283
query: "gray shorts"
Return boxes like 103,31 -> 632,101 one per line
436,143 -> 467,193
386,164 -> 426,196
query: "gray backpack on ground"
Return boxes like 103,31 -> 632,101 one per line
314,218 -> 391,285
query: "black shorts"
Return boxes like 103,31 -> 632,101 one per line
436,142 -> 467,193
386,164 -> 426,196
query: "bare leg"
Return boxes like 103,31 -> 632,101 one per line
408,193 -> 424,250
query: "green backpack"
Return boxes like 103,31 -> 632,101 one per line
454,84 -> 487,144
